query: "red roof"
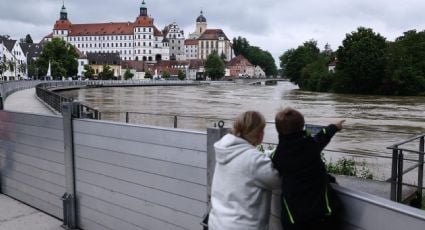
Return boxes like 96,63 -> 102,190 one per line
153,26 -> 163,36
54,20 -> 72,30
184,39 -> 198,45
69,22 -> 134,36
51,15 -> 162,37
198,29 -> 229,41
227,55 -> 253,67
134,16 -> 154,27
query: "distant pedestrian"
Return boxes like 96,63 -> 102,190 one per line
208,111 -> 280,230
272,107 -> 344,230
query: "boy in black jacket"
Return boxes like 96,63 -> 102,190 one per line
272,107 -> 344,230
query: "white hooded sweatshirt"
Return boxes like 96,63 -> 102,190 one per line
208,134 -> 281,230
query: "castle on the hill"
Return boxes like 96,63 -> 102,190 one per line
43,1 -> 234,62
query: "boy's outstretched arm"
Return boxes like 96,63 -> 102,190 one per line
314,120 -> 345,150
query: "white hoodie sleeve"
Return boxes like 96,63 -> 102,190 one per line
250,150 -> 281,190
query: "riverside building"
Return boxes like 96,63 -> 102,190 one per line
45,1 -> 170,62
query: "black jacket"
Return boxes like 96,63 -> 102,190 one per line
272,124 -> 339,225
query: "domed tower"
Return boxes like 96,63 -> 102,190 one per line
196,11 -> 207,35
53,3 -> 72,39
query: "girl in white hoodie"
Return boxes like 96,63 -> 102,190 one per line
208,111 -> 281,230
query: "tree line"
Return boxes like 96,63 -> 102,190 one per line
280,27 -> 425,96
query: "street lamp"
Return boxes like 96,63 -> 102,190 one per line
25,52 -> 29,80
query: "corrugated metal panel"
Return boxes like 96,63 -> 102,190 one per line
74,120 -> 208,230
0,111 -> 65,219
74,119 -> 207,152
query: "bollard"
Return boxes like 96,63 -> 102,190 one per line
0,96 -> 3,110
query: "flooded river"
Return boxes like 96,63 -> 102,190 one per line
59,82 -> 425,179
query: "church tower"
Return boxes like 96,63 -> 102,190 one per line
189,11 -> 207,39
60,4 -> 68,20
140,0 -> 148,17
53,2 -> 72,39
196,11 -> 207,35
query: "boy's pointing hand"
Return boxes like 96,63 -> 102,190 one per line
335,120 -> 345,131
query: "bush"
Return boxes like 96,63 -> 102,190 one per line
325,157 -> 373,179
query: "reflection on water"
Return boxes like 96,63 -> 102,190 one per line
59,82 -> 425,179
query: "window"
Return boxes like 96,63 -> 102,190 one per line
143,28 -> 146,32
143,35 -> 146,39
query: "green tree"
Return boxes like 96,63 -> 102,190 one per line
144,71 -> 153,79
280,40 -> 321,87
83,64 -> 95,79
8,60 -> 15,73
232,36 -> 250,56
18,63 -> 26,75
25,34 -> 33,44
233,36 -> 278,77
383,30 -> 425,95
161,70 -> 170,79
177,70 -> 186,80
27,62 -> 38,79
36,38 -> 78,79
0,57 -> 7,77
205,52 -> 225,80
98,65 -> 114,80
124,68 -> 134,80
334,27 -> 387,94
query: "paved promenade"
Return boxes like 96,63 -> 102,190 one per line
1,88 -> 62,230
4,88 -> 56,115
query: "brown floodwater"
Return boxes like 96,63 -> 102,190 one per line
59,82 -> 425,180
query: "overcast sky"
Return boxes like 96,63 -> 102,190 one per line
1,0 -> 425,65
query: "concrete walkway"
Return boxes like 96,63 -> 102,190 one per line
0,194 -> 63,230
4,88 -> 56,115
1,88 -> 63,230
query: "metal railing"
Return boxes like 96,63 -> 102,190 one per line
36,82 -> 101,117
0,80 -> 42,109
34,80 -> 203,117
388,134 -> 425,205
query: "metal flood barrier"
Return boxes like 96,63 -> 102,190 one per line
1,107 -> 425,229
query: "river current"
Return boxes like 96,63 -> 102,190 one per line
59,82 -> 425,179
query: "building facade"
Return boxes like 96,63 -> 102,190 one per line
184,39 -> 198,60
164,22 -> 185,61
227,55 -> 255,78
0,38 -> 27,80
46,1 -> 169,62
198,29 -> 233,61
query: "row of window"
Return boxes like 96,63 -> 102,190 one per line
135,27 -> 152,33
136,34 -> 152,40
200,40 -> 220,49
79,49 -> 154,55
66,34 -> 158,42
75,41 -> 162,49
67,35 -> 131,41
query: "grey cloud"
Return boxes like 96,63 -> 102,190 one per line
2,0 -> 425,63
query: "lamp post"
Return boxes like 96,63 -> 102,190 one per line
25,52 -> 29,80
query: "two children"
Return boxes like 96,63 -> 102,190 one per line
272,108 -> 344,230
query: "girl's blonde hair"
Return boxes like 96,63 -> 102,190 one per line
232,111 -> 266,146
